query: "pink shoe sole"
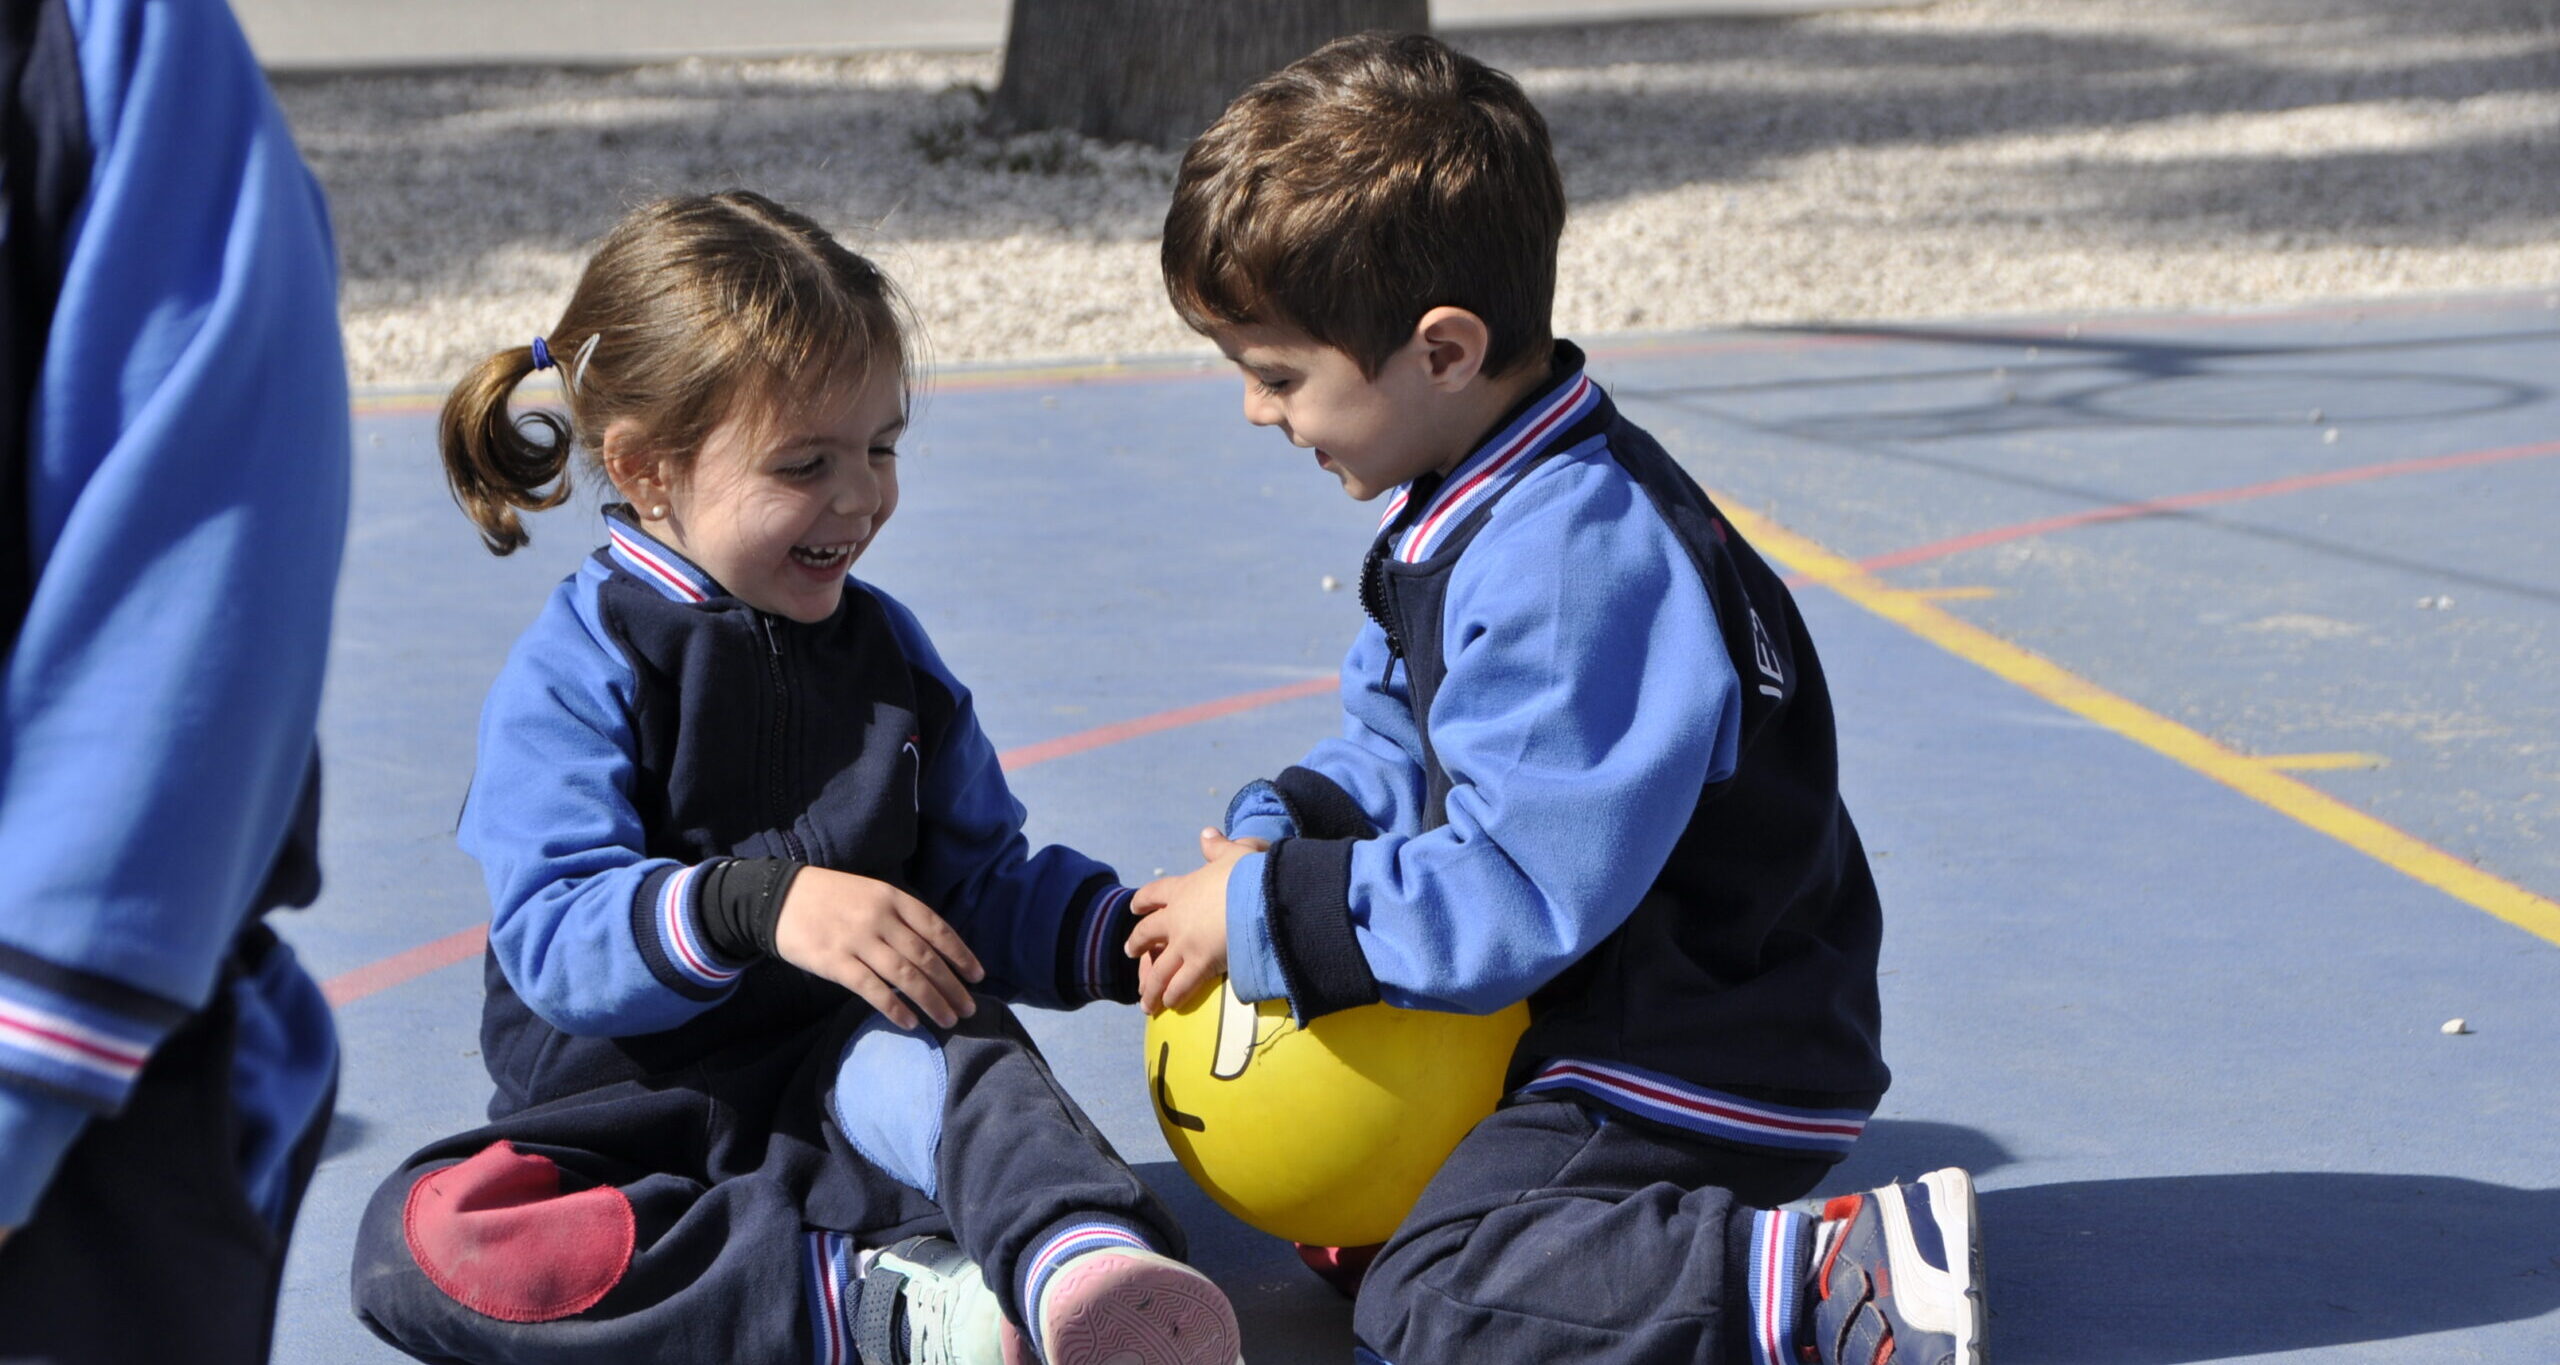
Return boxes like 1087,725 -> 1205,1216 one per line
1033,1249 -> 1241,1365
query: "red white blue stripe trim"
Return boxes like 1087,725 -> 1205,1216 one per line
1021,1221 -> 1151,1338
805,1229 -> 856,1365
1392,371 -> 1601,563
0,993 -> 152,1107
656,863 -> 742,989
1747,1207 -> 1812,1365
1076,886 -> 1133,1001
607,522 -> 712,603
1521,1058 -> 1868,1155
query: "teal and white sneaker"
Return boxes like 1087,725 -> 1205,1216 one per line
1808,1168 -> 1985,1365
854,1236 -> 1012,1365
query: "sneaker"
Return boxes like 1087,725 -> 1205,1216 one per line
1808,1168 -> 1984,1365
1032,1245 -> 1242,1365
856,1236 -> 1011,1365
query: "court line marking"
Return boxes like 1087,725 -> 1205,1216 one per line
2257,752 -> 2390,772
321,676 -> 1339,1006
1852,439 -> 2560,575
1719,499 -> 2560,949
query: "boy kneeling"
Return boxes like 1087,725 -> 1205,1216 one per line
1129,31 -> 1985,1365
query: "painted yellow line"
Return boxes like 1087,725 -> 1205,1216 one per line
1716,499 -> 2560,948
2258,752 -> 2389,772
1900,585 -> 2002,602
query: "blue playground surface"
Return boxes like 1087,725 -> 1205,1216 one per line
274,290 -> 2560,1364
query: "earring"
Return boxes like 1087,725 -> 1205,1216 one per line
648,504 -> 669,519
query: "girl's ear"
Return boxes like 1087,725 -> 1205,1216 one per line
599,419 -> 674,518
1411,306 -> 1493,392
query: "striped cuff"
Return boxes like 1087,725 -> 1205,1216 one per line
1018,1215 -> 1155,1341
0,942 -> 189,1114
1518,1059 -> 1868,1159
1058,880 -> 1140,1005
631,862 -> 747,1000
1746,1207 -> 1814,1365
804,1229 -> 859,1365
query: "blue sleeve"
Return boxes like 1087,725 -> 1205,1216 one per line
0,0 -> 348,1225
873,590 -> 1132,1008
1226,449 -> 1742,1016
1223,626 -> 1429,850
459,577 -> 751,1037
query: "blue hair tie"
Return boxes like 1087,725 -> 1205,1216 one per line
530,336 -> 556,371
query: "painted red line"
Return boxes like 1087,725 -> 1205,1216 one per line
992,675 -> 1336,769
320,673 -> 1339,1007
322,926 -> 490,1007
1799,438 -> 2560,584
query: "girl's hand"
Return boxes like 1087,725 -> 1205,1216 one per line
1127,829 -> 1262,1015
774,868 -> 984,1030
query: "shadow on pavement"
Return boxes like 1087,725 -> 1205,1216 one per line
1987,1172 -> 2560,1363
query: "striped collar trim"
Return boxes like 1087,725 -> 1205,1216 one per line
1380,366 -> 1603,563
1520,1058 -> 1869,1156
604,511 -> 716,604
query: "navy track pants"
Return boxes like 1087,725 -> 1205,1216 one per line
350,994 -> 1175,1365
1354,1097 -> 1832,1365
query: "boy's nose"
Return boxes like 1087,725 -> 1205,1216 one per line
1241,385 -> 1281,428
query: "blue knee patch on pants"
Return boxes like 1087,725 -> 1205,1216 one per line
832,1016 -> 948,1200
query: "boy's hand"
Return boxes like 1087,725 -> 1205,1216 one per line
1127,829 -> 1265,1015
774,867 -> 984,1030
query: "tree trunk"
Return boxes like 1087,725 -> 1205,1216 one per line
990,0 -> 1430,148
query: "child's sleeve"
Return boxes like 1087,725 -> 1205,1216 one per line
873,592 -> 1135,1009
0,0 -> 347,1228
1223,456 -> 1743,1018
1221,623 -> 1429,847
461,589 -> 757,1036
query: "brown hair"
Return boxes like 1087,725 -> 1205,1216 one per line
441,190 -> 911,554
1161,31 -> 1565,379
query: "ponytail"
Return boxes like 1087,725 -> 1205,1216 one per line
439,345 -> 576,555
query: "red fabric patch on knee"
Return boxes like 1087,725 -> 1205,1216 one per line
403,1140 -> 635,1322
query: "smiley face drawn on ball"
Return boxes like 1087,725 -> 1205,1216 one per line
1153,979 -> 1291,1133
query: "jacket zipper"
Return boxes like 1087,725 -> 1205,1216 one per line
1358,536 -> 1405,688
756,612 -> 808,863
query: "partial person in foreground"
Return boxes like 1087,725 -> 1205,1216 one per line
1132,31 -> 1985,1365
346,190 -> 1238,1365
0,0 -> 351,1360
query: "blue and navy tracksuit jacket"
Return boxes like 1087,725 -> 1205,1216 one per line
463,510 -> 1139,1119
1221,343 -> 1889,1163
0,0 -> 348,1230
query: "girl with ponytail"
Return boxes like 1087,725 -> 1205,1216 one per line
357,191 -> 1240,1365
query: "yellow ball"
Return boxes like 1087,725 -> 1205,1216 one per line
1145,977 -> 1530,1247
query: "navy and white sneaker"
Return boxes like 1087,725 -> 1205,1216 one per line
1808,1168 -> 1984,1365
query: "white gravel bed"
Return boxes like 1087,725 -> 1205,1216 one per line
273,0 -> 2560,390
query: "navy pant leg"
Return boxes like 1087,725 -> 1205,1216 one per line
918,999 -> 1183,1328
0,970 -> 333,1365
352,1010 -> 940,1365
1353,1098 -> 1832,1365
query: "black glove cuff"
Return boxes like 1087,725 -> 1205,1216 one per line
697,857 -> 805,961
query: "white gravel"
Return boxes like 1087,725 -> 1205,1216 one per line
273,0 -> 2560,390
